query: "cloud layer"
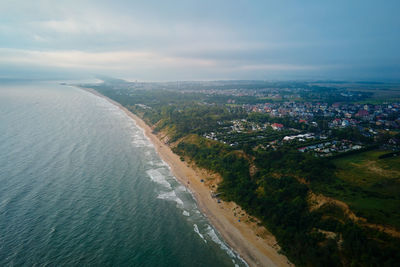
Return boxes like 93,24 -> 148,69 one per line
1,0 -> 399,81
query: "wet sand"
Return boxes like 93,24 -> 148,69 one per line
81,87 -> 293,267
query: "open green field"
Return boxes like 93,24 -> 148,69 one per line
348,86 -> 400,103
318,150 -> 400,229
333,150 -> 400,187
356,97 -> 400,104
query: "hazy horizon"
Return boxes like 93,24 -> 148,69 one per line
1,0 -> 399,82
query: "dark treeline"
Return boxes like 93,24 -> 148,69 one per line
88,84 -> 400,266
174,138 -> 400,266
174,140 -> 400,266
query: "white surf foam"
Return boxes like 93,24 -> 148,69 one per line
182,210 -> 190,216
194,224 -> 207,243
206,225 -> 236,258
176,185 -> 187,192
146,160 -> 155,166
131,134 -> 152,147
206,225 -> 249,266
159,159 -> 170,168
157,191 -> 184,207
89,89 -> 249,267
154,160 -> 169,167
146,169 -> 171,189
130,129 -> 153,147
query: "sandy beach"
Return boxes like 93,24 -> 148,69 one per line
82,87 -> 293,267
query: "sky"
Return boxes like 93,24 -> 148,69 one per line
0,0 -> 399,81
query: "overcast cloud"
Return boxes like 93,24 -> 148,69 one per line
1,0 -> 399,81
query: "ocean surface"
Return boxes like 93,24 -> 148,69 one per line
0,82 -> 247,266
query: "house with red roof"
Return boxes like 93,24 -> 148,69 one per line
271,123 -> 284,130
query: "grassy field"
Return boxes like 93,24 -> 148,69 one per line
333,150 -> 400,187
317,150 -> 400,229
348,86 -> 400,103
356,97 -> 400,104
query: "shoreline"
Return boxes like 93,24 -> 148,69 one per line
80,87 -> 292,267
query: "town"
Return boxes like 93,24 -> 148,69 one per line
203,100 -> 399,157
85,79 -> 400,159
83,78 -> 400,267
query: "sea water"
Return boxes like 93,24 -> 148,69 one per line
0,81 -> 247,266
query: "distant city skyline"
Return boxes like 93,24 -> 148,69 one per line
1,0 -> 399,81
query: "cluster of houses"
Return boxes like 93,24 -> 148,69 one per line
298,140 -> 362,156
229,120 -> 285,132
230,119 -> 248,132
204,132 -> 218,141
202,101 -> 398,155
242,101 -> 400,131
330,118 -> 358,128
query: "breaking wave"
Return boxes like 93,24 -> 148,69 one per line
157,191 -> 184,207
194,224 -> 207,243
146,169 -> 172,189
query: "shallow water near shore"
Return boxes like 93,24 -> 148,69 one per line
0,81 -> 247,266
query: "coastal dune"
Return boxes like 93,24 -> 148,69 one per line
82,87 -> 292,267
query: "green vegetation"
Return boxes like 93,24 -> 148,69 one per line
86,82 -> 400,267
174,139 -> 400,266
349,87 -> 400,103
319,150 -> 400,228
